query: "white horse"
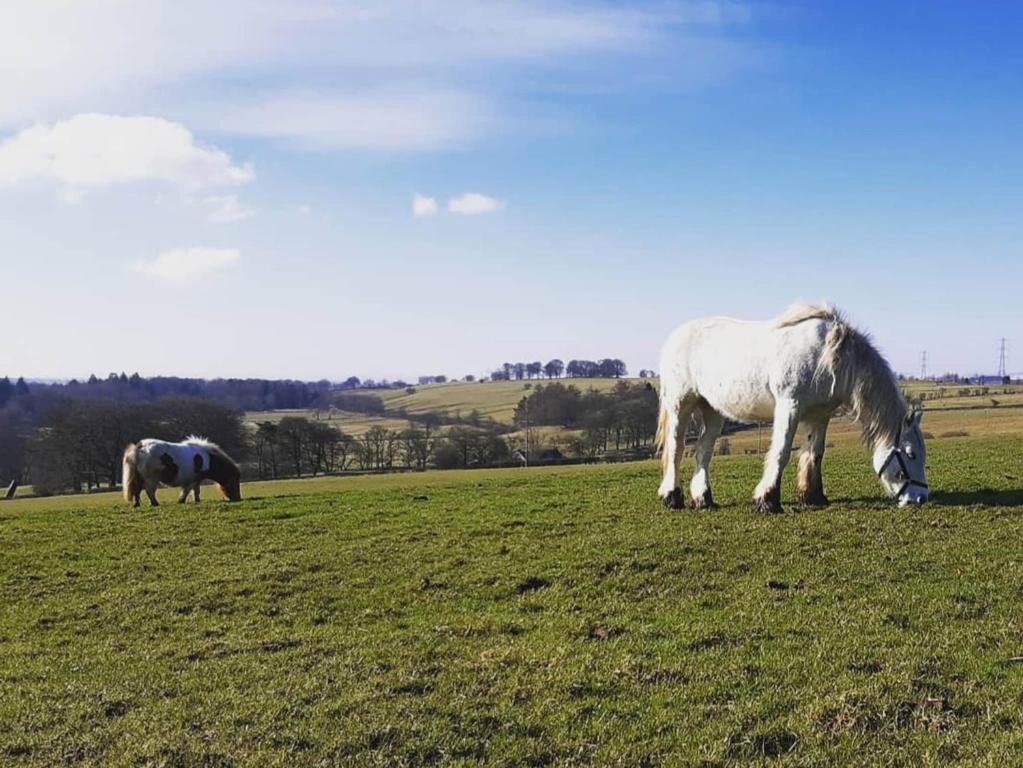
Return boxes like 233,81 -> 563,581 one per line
123,436 -> 242,507
656,304 -> 928,512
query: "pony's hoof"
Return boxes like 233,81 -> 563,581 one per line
661,488 -> 684,510
692,491 -> 719,510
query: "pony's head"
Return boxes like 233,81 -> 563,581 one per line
873,410 -> 928,506
205,444 -> 242,502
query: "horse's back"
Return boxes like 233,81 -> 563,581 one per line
660,313 -> 832,421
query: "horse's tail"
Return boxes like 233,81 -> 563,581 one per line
654,394 -> 671,471
122,443 -> 141,503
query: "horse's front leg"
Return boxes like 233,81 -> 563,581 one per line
797,419 -> 830,507
193,483 -> 201,503
691,406 -> 724,509
753,398 -> 800,513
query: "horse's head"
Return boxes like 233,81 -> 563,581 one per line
873,410 -> 928,506
218,469 -> 242,502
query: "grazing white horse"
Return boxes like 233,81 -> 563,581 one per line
656,304 -> 928,512
123,436 -> 241,507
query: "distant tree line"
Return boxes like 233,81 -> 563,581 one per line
490,358 -> 628,381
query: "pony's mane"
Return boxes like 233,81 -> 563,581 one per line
185,435 -> 218,449
779,304 -> 907,450
186,435 -> 240,471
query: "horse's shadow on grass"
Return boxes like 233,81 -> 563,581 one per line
927,488 -> 1023,508
817,490 -> 1023,508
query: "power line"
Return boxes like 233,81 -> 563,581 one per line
998,338 -> 1008,379
920,350 -> 927,380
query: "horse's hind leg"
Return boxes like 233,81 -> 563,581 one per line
193,483 -> 201,503
797,418 -> 830,507
658,393 -> 698,509
177,486 -> 189,504
753,397 -> 800,513
691,404 -> 724,509
145,481 -> 160,507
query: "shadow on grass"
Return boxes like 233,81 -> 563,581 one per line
928,489 -> 1023,508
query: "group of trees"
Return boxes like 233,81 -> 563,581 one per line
249,416 -> 507,477
490,358 -> 628,381
514,380 -> 659,454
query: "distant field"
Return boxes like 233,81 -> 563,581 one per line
4,437 -> 1023,765
377,378 -> 645,424
245,409 -> 413,436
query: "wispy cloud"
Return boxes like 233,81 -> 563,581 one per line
0,114 -> 253,197
448,192 -> 504,215
206,88 -> 490,151
203,194 -> 255,223
130,247 -> 240,281
0,2 -> 759,149
413,193 -> 439,218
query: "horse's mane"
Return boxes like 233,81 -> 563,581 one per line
774,302 -> 843,328
778,303 -> 907,450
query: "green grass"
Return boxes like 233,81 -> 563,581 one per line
3,438 -> 1023,766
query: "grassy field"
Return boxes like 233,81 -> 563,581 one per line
378,378 -> 637,424
4,433 -> 1023,766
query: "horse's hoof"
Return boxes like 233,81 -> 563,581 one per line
752,495 -> 783,514
661,488 -> 685,510
692,491 -> 719,510
798,492 -> 829,508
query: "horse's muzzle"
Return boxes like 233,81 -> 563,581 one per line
898,489 -> 928,507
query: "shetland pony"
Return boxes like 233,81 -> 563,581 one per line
123,436 -> 241,507
656,304 -> 928,512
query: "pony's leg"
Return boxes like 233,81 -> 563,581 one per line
177,486 -> 189,504
753,398 -> 801,513
797,419 -> 830,507
145,481 -> 160,507
658,395 -> 698,509
193,483 -> 201,503
690,405 -> 724,509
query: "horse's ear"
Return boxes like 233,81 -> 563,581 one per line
907,409 -> 922,426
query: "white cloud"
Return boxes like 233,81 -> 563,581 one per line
203,194 -> 255,223
131,247 -> 240,281
448,192 -> 505,215
0,114 -> 253,195
413,194 -> 439,218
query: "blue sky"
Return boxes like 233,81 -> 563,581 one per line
1,1 -> 1020,381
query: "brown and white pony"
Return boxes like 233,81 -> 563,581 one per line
123,436 -> 241,507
